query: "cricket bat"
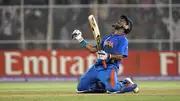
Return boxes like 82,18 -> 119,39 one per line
88,15 -> 107,68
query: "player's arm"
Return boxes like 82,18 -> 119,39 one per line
97,51 -> 123,61
97,39 -> 128,61
84,44 -> 98,53
110,54 -> 123,60
111,38 -> 128,60
72,29 -> 98,53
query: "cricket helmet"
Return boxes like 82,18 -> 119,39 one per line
112,15 -> 133,34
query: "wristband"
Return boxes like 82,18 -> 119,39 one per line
80,40 -> 88,48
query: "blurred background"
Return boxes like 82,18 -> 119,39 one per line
0,0 -> 179,51
0,1 -> 180,99
0,0 -> 180,82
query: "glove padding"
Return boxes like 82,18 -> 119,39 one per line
97,50 -> 110,60
72,29 -> 84,43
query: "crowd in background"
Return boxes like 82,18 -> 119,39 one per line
0,0 -> 180,50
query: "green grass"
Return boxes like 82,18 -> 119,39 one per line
0,81 -> 180,101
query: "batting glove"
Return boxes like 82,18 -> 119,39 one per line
72,29 -> 84,43
97,50 -> 111,60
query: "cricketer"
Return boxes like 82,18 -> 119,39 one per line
72,15 -> 139,94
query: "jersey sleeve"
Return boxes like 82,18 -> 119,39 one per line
116,38 -> 128,58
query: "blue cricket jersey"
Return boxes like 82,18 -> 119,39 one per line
95,34 -> 128,68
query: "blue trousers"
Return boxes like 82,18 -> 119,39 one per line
77,64 -> 124,92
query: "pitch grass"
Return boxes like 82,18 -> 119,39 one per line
0,81 -> 180,101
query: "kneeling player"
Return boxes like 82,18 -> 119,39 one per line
72,15 -> 139,94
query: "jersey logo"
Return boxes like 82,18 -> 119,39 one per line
104,41 -> 114,48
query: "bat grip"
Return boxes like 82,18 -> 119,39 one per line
102,60 -> 107,68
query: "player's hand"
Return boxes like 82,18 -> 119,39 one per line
72,29 -> 84,43
97,50 -> 110,60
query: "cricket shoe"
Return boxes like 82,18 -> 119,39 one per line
76,89 -> 106,93
76,89 -> 89,93
124,78 -> 139,93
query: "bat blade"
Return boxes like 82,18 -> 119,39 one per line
88,15 -> 101,51
88,15 -> 107,68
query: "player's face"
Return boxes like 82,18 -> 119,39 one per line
117,19 -> 128,27
112,18 -> 128,31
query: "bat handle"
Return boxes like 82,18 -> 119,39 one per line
102,60 -> 107,68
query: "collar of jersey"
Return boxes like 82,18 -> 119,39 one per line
111,33 -> 126,36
